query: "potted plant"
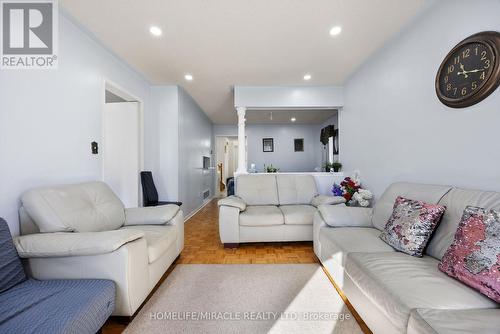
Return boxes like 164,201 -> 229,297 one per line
264,164 -> 279,173
323,162 -> 333,172
331,162 -> 342,172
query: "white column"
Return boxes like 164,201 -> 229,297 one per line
235,106 -> 248,175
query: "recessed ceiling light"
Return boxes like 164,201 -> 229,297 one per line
291,117 -> 297,122
303,74 -> 312,81
329,26 -> 342,36
184,74 -> 193,81
149,26 -> 162,36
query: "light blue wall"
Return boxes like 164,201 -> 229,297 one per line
178,88 -> 215,216
0,10 -> 215,234
151,86 -> 179,202
152,86 -> 215,217
214,124 -> 327,172
0,11 -> 153,235
246,124 -> 323,172
341,0 -> 500,198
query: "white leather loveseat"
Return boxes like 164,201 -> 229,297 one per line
14,181 -> 184,316
314,182 -> 500,334
218,174 -> 344,246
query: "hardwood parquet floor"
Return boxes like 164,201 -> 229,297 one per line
103,199 -> 371,334
178,199 -> 318,264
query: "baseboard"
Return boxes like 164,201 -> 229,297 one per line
183,197 -> 214,221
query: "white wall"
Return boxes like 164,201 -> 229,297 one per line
213,125 -> 238,137
178,88 -> 215,216
234,86 -> 344,108
340,0 -> 500,199
0,11 -> 153,235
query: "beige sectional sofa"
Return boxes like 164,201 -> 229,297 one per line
314,182 -> 500,334
218,174 -> 344,246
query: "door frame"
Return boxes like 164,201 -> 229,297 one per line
101,78 -> 145,206
214,135 -> 239,197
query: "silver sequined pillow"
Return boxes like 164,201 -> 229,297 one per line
380,196 -> 446,257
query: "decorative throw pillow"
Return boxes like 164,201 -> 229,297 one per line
379,196 -> 446,257
439,206 -> 500,303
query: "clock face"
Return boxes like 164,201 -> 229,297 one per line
436,31 -> 500,108
438,42 -> 494,100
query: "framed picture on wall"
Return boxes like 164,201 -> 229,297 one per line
262,138 -> 274,152
294,138 -> 304,152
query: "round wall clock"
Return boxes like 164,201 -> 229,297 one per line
436,31 -> 500,108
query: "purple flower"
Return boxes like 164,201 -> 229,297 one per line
332,183 -> 344,197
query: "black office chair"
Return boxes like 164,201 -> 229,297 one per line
226,177 -> 235,196
140,171 -> 182,207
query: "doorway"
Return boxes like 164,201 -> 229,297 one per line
102,81 -> 143,207
215,136 -> 239,197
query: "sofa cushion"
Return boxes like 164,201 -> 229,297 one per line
319,227 -> 395,266
279,205 -> 316,225
310,195 -> 345,207
239,206 -> 284,226
407,308 -> 500,334
121,225 -> 177,263
276,174 -> 318,205
0,218 -> 26,293
22,182 -> 125,233
344,252 -> 498,333
0,278 -> 115,334
124,205 -> 180,226
236,175 -> 279,205
427,187 -> 500,260
371,183 -> 452,231
379,196 -> 446,257
438,206 -> 500,302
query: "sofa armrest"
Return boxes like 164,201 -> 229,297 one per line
124,205 -> 180,226
318,205 -> 373,227
311,195 -> 346,207
24,237 -> 150,316
313,212 -> 327,257
219,206 -> 240,243
14,229 -> 144,258
218,196 -> 246,211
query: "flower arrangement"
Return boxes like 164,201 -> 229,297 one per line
352,189 -> 373,207
332,172 -> 373,207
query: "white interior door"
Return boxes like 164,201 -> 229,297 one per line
103,102 -> 140,207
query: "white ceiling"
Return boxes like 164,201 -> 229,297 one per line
246,109 -> 337,125
60,0 -> 430,124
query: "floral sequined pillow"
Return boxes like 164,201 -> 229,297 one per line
379,196 -> 446,257
439,206 -> 500,303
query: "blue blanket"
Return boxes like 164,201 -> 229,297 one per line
0,278 -> 115,334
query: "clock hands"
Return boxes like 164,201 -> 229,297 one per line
457,63 -> 485,78
467,69 -> 485,73
458,64 -> 468,78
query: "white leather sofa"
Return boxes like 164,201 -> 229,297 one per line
218,174 -> 345,246
314,182 -> 500,334
14,181 -> 184,316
